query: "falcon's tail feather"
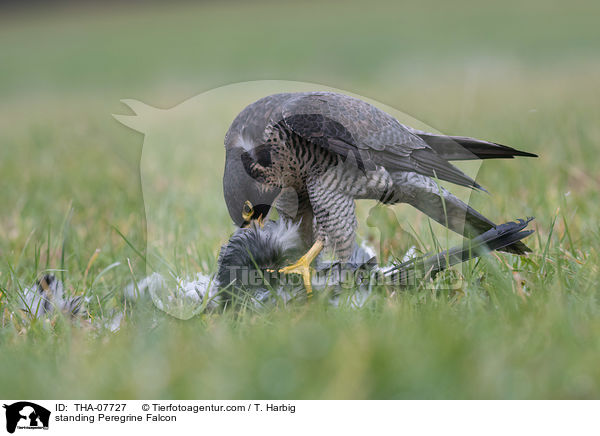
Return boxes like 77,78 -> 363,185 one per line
417,134 -> 538,161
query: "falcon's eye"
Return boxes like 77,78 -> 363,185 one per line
242,200 -> 254,221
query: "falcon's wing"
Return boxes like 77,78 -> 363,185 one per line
279,92 -> 485,190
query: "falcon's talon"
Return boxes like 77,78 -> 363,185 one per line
279,240 -> 324,297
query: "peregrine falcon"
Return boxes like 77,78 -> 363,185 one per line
223,92 -> 536,294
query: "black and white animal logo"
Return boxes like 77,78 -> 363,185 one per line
3,402 -> 50,434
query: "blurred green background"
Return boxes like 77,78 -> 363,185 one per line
1,0 -> 599,399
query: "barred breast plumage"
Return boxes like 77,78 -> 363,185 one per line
256,121 -> 395,259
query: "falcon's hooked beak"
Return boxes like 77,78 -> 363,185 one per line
241,200 -> 268,228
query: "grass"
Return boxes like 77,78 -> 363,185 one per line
0,0 -> 599,399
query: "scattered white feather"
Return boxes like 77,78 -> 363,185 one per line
19,275 -> 84,318
127,272 -> 220,320
402,245 -> 419,262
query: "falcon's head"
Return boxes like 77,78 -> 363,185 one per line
223,143 -> 280,227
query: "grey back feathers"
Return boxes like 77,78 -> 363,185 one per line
226,92 -> 497,190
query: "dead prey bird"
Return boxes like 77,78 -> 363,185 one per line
216,217 -> 534,304
223,92 -> 537,294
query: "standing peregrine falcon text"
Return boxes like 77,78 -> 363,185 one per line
223,92 -> 536,293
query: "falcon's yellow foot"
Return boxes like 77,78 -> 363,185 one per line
279,240 -> 324,298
